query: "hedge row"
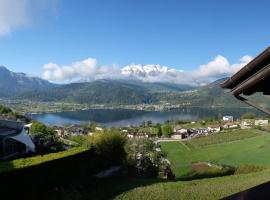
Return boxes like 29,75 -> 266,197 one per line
0,147 -> 120,199
0,147 -> 87,173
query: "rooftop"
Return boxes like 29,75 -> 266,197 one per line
221,46 -> 270,115
0,120 -> 22,138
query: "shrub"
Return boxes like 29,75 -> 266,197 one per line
86,131 -> 127,167
0,147 -> 87,173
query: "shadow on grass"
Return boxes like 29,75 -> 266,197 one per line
39,176 -> 170,200
177,169 -> 235,181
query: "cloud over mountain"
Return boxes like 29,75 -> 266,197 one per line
42,58 -> 121,82
42,55 -> 253,85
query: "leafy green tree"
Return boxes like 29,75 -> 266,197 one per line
149,127 -> 158,137
241,112 -> 256,119
30,121 -> 57,140
161,123 -> 172,137
125,138 -> 160,177
154,124 -> 162,137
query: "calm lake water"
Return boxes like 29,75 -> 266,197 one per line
31,107 -> 262,127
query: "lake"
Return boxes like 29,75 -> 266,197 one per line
31,107 -> 262,127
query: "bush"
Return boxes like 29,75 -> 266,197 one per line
0,148 -> 99,199
0,147 -> 87,173
86,131 -> 127,167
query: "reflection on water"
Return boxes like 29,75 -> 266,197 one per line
31,107 -> 263,127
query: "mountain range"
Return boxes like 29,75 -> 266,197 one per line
0,66 -> 54,97
1,66 -> 269,108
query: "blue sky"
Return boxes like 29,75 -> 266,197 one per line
0,0 -> 270,84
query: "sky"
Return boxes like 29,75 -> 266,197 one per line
0,0 -> 270,85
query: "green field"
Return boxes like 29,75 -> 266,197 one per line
109,129 -> 270,199
161,129 -> 270,177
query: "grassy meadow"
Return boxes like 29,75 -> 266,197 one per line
109,129 -> 270,199
161,129 -> 270,177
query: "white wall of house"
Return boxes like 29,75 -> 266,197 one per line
241,120 -> 253,129
255,120 -> 269,126
207,126 -> 221,133
171,134 -> 182,139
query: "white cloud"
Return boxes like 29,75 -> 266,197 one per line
191,55 -> 253,85
42,58 -> 121,83
0,0 -> 59,36
42,55 -> 253,85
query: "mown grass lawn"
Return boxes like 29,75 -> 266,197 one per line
161,129 -> 270,177
114,170 -> 270,200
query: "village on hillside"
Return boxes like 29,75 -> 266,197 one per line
52,114 -> 269,141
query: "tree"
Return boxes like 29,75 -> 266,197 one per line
161,123 -> 172,137
241,112 -> 256,119
30,121 -> 57,140
155,124 -> 162,137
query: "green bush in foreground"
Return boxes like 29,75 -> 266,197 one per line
0,147 -> 86,173
86,131 -> 127,166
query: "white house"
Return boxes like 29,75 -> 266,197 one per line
255,119 -> 269,126
223,116 -> 234,123
241,120 -> 253,129
207,124 -> 221,133
0,120 -> 35,160
223,122 -> 238,129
